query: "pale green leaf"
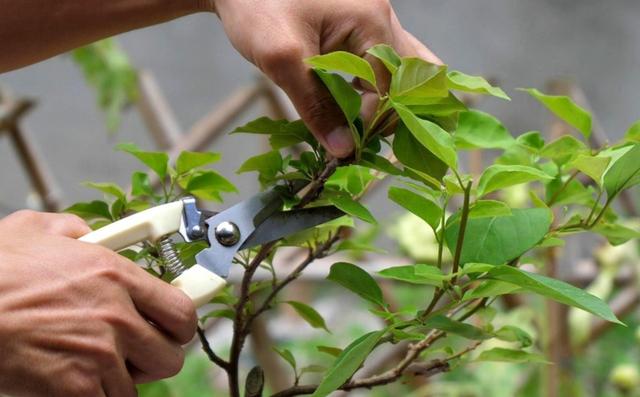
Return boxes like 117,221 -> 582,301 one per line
469,200 -> 512,218
476,347 -> 548,364
567,154 -> 610,186
592,223 -> 640,246
603,143 -> 640,198
494,325 -> 533,348
273,347 -> 297,371
176,151 -> 221,174
131,172 -> 153,197
391,58 -> 448,99
454,110 -> 515,149
521,88 -> 592,139
425,315 -> 492,340
477,164 -> 553,197
116,143 -> 169,179
285,301 -> 330,333
65,200 -> 112,221
306,51 -> 376,88
366,44 -> 401,74
378,264 -> 449,286
329,195 -> 376,224
540,135 -> 588,165
393,102 -> 457,169
83,182 -> 126,201
447,70 -> 510,100
625,120 -> 640,142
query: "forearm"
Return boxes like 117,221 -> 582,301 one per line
0,0 -> 214,72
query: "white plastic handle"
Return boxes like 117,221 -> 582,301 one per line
79,201 -> 226,307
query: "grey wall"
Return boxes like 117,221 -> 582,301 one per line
1,0 -> 639,217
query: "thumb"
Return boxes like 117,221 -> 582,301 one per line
260,46 -> 355,158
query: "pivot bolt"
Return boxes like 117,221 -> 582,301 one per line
214,221 -> 240,246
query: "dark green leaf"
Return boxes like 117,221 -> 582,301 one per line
445,208 -> 553,266
447,70 -> 510,100
378,264 -> 449,286
388,186 -> 442,231
521,88 -> 592,139
360,153 -> 402,176
486,265 -> 622,324
306,51 -> 376,88
425,315 -> 492,340
64,200 -> 112,220
592,223 -> 640,246
232,118 -> 315,150
328,195 -> 376,224
393,123 -> 448,184
176,151 -> 221,174
477,164 -> 553,197
310,330 -> 385,397
540,135 -> 588,165
454,110 -> 514,149
316,346 -> 343,358
327,262 -> 384,306
285,301 -> 330,333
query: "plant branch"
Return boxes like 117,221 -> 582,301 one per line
270,333 -> 483,397
197,326 -> 230,370
451,182 -> 472,284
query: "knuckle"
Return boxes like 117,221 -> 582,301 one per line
63,371 -> 101,396
301,92 -> 342,124
172,293 -> 197,344
92,254 -> 126,284
258,41 -> 304,82
8,209 -> 40,224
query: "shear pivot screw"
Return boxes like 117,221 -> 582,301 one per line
215,221 -> 240,246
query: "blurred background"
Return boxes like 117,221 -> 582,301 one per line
1,1 -> 640,396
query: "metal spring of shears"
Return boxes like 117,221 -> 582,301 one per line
158,236 -> 186,276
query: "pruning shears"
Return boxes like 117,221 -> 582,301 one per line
79,186 -> 344,307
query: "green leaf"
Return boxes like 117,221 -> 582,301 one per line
476,347 -> 548,364
185,170 -> 237,202
176,151 -> 221,174
495,325 -> 533,348
517,131 -> 545,152
454,110 -> 515,149
378,264 -> 449,286
625,120 -> 640,142
592,223 -> 640,246
469,200 -> 512,219
388,186 -> 442,231
425,315 -> 492,340
603,143 -> 640,198
407,94 -> 467,117
285,301 -> 330,333
231,117 -> 314,150
484,166 -> 552,199
237,150 -> 283,187
316,346 -> 343,358
83,182 -> 126,201
366,44 -> 401,74
521,88 -> 592,139
477,164 -> 553,197
393,102 -> 457,169
313,69 -> 361,123
360,153 -> 402,176
445,208 -> 552,266
64,201 -> 112,220
326,165 -> 375,196
327,262 -> 384,306
391,58 -> 448,99
306,51 -> 376,88
310,330 -> 385,397
273,347 -> 297,371
486,265 -> 622,324
567,154 -> 610,185
540,135 -> 588,165
447,71 -> 510,100
393,123 -> 448,184
464,280 -> 522,301
116,143 -> 169,179
131,172 -> 153,197
328,195 -> 376,224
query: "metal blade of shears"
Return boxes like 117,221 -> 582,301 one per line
239,206 -> 345,249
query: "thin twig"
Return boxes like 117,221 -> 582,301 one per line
197,326 -> 230,370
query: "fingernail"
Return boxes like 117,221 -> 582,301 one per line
325,126 -> 355,158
